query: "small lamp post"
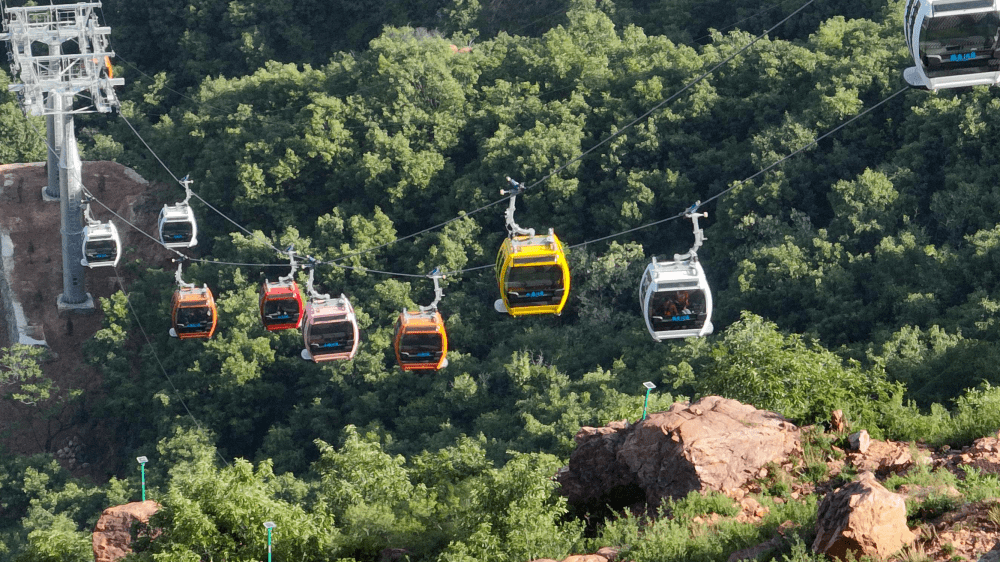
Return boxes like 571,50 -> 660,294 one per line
264,521 -> 276,562
136,456 -> 148,501
642,382 -> 656,420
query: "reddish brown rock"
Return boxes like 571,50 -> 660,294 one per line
559,396 -> 800,508
847,430 -> 871,454
562,555 -> 609,562
845,440 -> 913,476
595,546 -> 620,561
92,501 -> 160,562
812,472 -> 915,561
830,410 -> 846,432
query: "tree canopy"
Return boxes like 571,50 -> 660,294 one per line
4,0 -> 1000,558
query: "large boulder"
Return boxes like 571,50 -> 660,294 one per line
813,472 -> 915,560
558,396 -> 801,508
92,500 -> 160,562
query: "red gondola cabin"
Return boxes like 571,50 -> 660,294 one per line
260,279 -> 304,331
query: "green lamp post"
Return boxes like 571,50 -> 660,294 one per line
642,382 -> 656,420
136,456 -> 148,501
264,521 -> 276,562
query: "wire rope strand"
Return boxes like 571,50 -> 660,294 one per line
567,85 -> 910,251
112,267 -> 231,468
116,112 -> 287,256
523,0 -> 818,193
111,0 -> 816,270
330,0 -> 818,262
697,85 -> 909,210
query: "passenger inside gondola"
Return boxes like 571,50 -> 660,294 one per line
650,289 -> 707,332
920,12 -> 1000,77
309,321 -> 355,352
398,332 -> 443,362
161,221 -> 194,244
263,298 -> 300,322
505,265 -> 565,306
174,305 -> 213,334
86,239 -> 117,261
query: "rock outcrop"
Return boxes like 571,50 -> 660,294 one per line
92,500 -> 160,562
847,430 -> 871,454
558,396 -> 801,508
812,471 -> 915,561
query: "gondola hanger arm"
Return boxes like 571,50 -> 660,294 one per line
278,245 -> 298,284
174,260 -> 195,289
304,259 -> 331,301
180,174 -> 194,205
420,268 -> 445,312
674,201 -> 707,262
81,195 -> 99,226
502,176 -> 535,238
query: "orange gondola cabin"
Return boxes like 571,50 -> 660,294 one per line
260,279 -> 304,331
393,309 -> 448,371
301,295 -> 359,362
170,285 -> 218,339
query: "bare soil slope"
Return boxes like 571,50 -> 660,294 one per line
0,161 -> 168,476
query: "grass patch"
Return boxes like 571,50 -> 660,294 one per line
588,495 -> 818,562
667,490 -> 740,522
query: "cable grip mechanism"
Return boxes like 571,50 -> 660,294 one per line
502,176 -> 534,237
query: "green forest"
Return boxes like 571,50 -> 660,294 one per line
2,0 -> 1000,559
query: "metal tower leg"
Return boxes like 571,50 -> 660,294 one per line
43,94 -> 62,200
56,108 -> 93,312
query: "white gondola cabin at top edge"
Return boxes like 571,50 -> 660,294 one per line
904,0 -> 1000,90
639,206 -> 714,341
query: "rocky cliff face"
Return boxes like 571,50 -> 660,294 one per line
92,500 -> 160,562
558,396 -> 801,509
553,401 -> 1000,562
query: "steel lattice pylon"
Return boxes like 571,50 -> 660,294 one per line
0,2 -> 124,310
0,2 -> 123,115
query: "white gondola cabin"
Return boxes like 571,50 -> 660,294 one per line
158,202 -> 198,248
300,294 -> 360,362
158,176 -> 198,248
640,207 -> 714,341
640,257 -> 713,340
81,221 -> 121,268
904,0 -> 1000,90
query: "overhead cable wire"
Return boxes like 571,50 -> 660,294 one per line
83,186 -> 431,278
694,85 -> 909,210
117,111 -> 286,255
520,0 -> 817,193
330,0 -> 819,264
565,85 -> 911,251
111,267 -> 231,468
107,0 -> 817,269
102,83 -> 910,281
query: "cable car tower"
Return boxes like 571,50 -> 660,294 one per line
0,2 -> 123,311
